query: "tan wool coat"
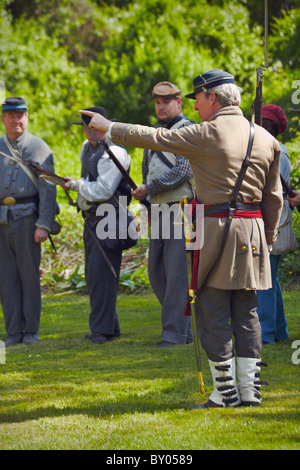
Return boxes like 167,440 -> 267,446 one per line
111,106 -> 283,290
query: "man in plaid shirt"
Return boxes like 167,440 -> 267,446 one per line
132,82 -> 195,346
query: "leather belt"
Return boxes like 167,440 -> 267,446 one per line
204,202 -> 261,216
0,196 -> 38,206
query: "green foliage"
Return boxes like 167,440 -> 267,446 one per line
2,0 -> 300,129
0,0 -> 299,291
269,8 -> 300,70
89,0 -> 265,122
119,264 -> 150,292
279,249 -> 300,290
0,1 -> 99,154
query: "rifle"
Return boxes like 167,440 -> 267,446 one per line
252,66 -> 264,126
28,155 -> 118,274
280,175 -> 300,212
252,0 -> 268,126
28,161 -> 77,207
252,0 -> 299,213
0,148 -> 76,206
80,117 -> 150,209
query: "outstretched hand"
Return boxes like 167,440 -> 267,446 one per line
79,110 -> 112,132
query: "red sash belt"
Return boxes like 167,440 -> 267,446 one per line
183,199 -> 262,317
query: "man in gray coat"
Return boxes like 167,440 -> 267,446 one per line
0,97 -> 57,345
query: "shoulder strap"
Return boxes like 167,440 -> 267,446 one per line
155,150 -> 175,169
197,122 -> 255,292
153,117 -> 192,169
3,135 -> 38,188
230,122 -> 255,207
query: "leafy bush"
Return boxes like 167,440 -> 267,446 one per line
41,202 -> 151,293
1,0 -> 299,291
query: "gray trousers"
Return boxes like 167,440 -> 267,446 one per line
148,210 -> 192,344
0,213 -> 41,335
84,222 -> 122,337
195,286 -> 262,362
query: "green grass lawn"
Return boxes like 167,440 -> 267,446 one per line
0,291 -> 299,450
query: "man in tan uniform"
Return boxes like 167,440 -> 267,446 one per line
79,69 -> 282,408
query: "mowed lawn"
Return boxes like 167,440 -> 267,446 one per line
0,290 -> 299,450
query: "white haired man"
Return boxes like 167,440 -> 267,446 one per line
79,69 -> 282,408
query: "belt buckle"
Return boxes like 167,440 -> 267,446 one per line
3,197 -> 16,206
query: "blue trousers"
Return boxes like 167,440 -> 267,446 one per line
257,254 -> 289,344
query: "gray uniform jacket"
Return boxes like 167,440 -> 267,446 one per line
0,130 -> 57,231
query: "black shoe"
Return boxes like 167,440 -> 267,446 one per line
154,341 -> 177,347
106,333 -> 121,341
241,401 -> 261,407
22,333 -> 39,344
86,333 -> 107,344
189,399 -> 223,409
4,334 -> 23,346
85,332 -> 120,343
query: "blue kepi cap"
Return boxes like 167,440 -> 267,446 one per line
2,97 -> 28,112
185,69 -> 235,99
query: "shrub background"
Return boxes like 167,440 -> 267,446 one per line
0,0 -> 299,290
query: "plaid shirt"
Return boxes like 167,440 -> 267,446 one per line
142,114 -> 194,199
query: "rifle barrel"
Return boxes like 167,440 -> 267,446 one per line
81,118 -> 150,208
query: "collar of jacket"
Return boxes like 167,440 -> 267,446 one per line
7,129 -> 28,147
207,106 -> 243,122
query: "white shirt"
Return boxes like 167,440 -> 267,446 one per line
71,141 -> 130,211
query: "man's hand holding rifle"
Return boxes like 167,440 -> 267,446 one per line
287,190 -> 300,210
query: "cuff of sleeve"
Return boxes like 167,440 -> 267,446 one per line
108,122 -> 115,140
70,180 -> 80,191
145,183 -> 156,199
265,229 -> 278,245
35,224 -> 50,233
